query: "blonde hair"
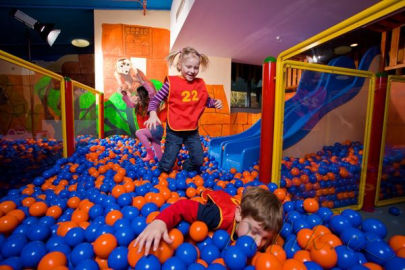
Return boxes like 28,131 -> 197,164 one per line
167,47 -> 209,72
240,186 -> 283,236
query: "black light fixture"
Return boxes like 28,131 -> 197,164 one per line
12,9 -> 61,47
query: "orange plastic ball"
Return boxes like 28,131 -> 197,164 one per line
146,211 -> 160,224
255,253 -> 282,270
265,244 -> 286,264
318,233 -> 342,248
21,197 -> 36,207
293,250 -> 311,263
303,198 -> 319,213
93,233 -> 117,259
296,228 -> 314,249
7,209 -> 25,223
105,210 -> 123,226
132,196 -> 146,210
0,215 -> 18,234
389,235 -> 405,252
273,188 -> 287,201
282,259 -> 306,270
312,225 -> 331,238
168,228 -> 184,249
56,221 -> 77,236
151,241 -> 174,263
0,201 -> 16,214
397,247 -> 405,258
37,251 -> 67,270
189,221 -> 208,242
309,242 -> 337,269
128,248 -> 144,268
363,262 -> 383,270
67,196 -> 80,209
29,201 -> 48,217
71,209 -> 89,223
46,206 -> 63,219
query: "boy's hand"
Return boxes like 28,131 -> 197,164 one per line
145,111 -> 161,129
135,68 -> 146,84
214,99 -> 223,109
133,219 -> 173,255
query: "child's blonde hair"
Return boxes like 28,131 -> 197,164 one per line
167,47 -> 209,72
240,186 -> 283,236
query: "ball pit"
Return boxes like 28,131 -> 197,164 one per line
0,135 -> 403,269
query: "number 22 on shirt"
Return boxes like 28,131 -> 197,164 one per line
181,90 -> 199,102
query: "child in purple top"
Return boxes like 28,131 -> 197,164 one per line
121,69 -> 164,161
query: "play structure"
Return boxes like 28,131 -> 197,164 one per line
209,46 -> 379,172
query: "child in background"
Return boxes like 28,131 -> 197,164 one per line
145,47 -> 223,172
121,69 -> 165,161
134,186 -> 283,255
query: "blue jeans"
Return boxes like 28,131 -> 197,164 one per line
158,125 -> 204,173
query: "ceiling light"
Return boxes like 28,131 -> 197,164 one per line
350,43 -> 358,47
71,39 -> 90,48
312,55 -> 318,63
12,9 -> 61,47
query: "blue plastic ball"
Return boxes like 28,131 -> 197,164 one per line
388,207 -> 401,216
1,234 -> 27,258
212,230 -> 230,250
20,240 -> 47,268
27,223 -> 51,241
64,227 -> 85,247
70,242 -> 94,266
329,215 -> 351,234
108,246 -> 129,270
75,259 -> 99,270
1,256 -> 23,270
223,246 -> 247,270
131,216 -> 147,236
336,245 -> 356,269
115,227 -> 135,246
135,255 -> 161,270
341,209 -> 362,227
207,263 -> 227,270
141,202 -> 159,217
364,241 -> 395,265
384,256 -> 405,270
235,235 -> 257,258
362,218 -> 387,239
188,262 -> 205,270
200,244 -> 220,264
340,228 -> 366,251
162,256 -> 187,270
177,221 -> 190,236
304,261 -> 323,270
175,243 -> 198,265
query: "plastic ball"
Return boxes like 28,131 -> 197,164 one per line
212,230 -> 230,250
235,235 -> 257,258
162,256 -> 187,270
310,242 -> 337,269
107,246 -> 128,270
329,215 -> 351,234
255,253 -> 282,270
303,198 -> 319,213
175,243 -> 198,265
340,228 -> 366,251
389,235 -> 405,252
75,259 -> 99,270
1,234 -> 27,258
134,255 -> 161,270
1,256 -> 23,270
0,215 -> 19,234
336,245 -> 356,269
266,244 -> 286,264
341,209 -> 362,227
362,218 -> 387,239
93,233 -> 117,259
37,251 -> 67,270
64,227 -> 85,247
200,244 -> 220,264
115,226 -> 135,246
177,221 -> 190,236
316,207 -> 333,221
223,246 -> 247,270
167,228 -> 184,250
20,240 -> 47,268
70,242 -> 94,266
364,241 -> 395,265
188,262 -> 205,270
304,261 -> 323,270
384,256 -> 405,270
388,207 -> 401,216
189,221 -> 208,242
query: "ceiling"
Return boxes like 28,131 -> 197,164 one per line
0,0 -> 396,66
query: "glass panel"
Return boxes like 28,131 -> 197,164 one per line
0,59 -> 62,195
280,66 -> 371,209
379,81 -> 405,201
73,86 -> 98,147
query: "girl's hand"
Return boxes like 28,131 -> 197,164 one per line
133,219 -> 173,255
145,111 -> 161,129
214,99 -> 223,109
135,68 -> 146,84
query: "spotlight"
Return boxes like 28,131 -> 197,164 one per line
12,9 -> 61,47
350,43 -> 358,47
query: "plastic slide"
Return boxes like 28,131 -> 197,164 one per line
210,47 -> 379,171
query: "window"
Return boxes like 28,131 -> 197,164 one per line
231,62 -> 262,110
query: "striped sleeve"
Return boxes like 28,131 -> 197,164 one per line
148,81 -> 169,112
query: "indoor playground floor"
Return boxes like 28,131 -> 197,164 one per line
359,202 -> 405,239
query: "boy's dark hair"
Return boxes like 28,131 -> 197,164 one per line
135,86 -> 149,116
240,186 -> 283,236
